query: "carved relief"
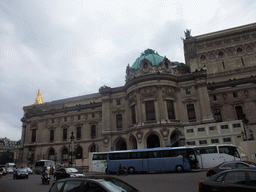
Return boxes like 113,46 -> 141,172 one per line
128,92 -> 137,104
136,130 -> 143,143
162,86 -> 175,98
30,120 -> 38,129
140,87 -> 157,99
103,137 -> 109,147
160,128 -> 169,140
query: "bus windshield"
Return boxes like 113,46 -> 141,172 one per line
219,146 -> 240,158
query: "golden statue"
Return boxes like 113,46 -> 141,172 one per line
35,89 -> 44,104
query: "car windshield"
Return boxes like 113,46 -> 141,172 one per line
99,178 -> 139,192
65,168 -> 79,173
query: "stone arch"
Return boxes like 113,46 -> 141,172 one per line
47,147 -> 56,161
75,145 -> 83,159
170,130 -> 184,147
89,143 -> 98,152
61,146 -> 69,162
129,134 -> 137,149
146,132 -> 160,148
114,137 -> 127,151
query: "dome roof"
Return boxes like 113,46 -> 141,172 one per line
132,49 -> 165,69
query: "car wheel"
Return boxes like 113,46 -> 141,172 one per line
128,167 -> 135,174
175,165 -> 183,172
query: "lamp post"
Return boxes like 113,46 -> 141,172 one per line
70,131 -> 75,167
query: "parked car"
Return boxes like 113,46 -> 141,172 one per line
6,167 -> 14,174
206,161 -> 256,177
0,167 -> 6,175
26,167 -> 33,174
49,176 -> 140,192
13,168 -> 29,179
199,168 -> 256,192
53,167 -> 84,180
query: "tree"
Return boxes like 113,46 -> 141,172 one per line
0,149 -> 14,164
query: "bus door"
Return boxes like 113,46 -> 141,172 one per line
148,151 -> 165,171
140,152 -> 149,172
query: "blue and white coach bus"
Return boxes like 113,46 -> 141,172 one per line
106,147 -> 199,174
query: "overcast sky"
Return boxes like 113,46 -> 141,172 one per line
1,0 -> 256,141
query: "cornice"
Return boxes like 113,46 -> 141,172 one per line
207,75 -> 256,90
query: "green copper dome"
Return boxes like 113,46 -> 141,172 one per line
132,49 -> 165,69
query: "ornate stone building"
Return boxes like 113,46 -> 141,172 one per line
19,22 -> 256,166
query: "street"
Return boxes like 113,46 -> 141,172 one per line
0,170 -> 207,192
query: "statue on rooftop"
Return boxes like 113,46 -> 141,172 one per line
35,89 -> 44,104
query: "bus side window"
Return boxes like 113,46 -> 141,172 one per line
163,150 -> 171,157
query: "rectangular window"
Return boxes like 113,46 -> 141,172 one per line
63,129 -> 67,140
187,129 -> 194,133
199,140 -> 207,145
211,139 -> 219,144
187,104 -> 196,121
209,126 -> 217,131
116,99 -> 121,105
64,117 -> 67,122
92,113 -> 95,118
167,100 -> 175,119
77,127 -> 81,139
31,129 -> 36,143
116,114 -> 123,129
223,137 -> 231,142
222,61 -> 225,69
131,105 -> 136,124
91,125 -> 96,139
198,128 -> 205,132
213,108 -> 222,122
235,106 -> 244,120
221,125 -> 229,129
233,92 -> 238,98
233,123 -> 241,128
185,88 -> 191,95
50,130 -> 54,142
145,101 -> 156,121
187,141 -> 195,145
52,119 -> 54,123
78,115 -> 80,120
241,58 -> 245,66
213,95 -> 217,101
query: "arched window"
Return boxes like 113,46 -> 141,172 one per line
76,146 -> 83,159
48,148 -> 55,161
62,148 -> 68,161
90,144 -> 97,152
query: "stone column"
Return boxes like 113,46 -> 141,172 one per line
196,81 -> 214,123
157,86 -> 166,123
102,97 -> 111,131
136,90 -> 143,125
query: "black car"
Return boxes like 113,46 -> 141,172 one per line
49,176 -> 140,192
13,168 -> 29,179
199,168 -> 256,192
53,167 -> 85,180
206,161 -> 256,177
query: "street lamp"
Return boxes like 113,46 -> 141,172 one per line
70,131 -> 75,167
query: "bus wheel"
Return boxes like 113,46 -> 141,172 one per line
128,167 -> 135,174
175,165 -> 183,172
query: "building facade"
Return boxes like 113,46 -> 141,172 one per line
19,23 -> 256,166
0,137 -> 20,164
